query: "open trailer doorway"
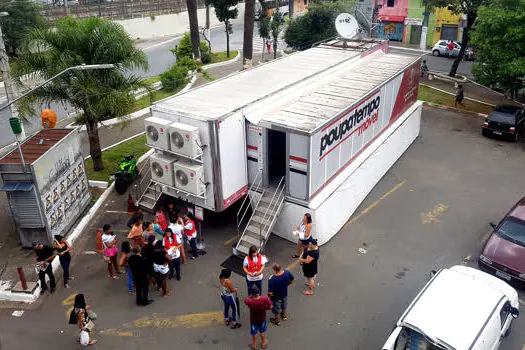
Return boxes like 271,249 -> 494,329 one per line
266,129 -> 287,187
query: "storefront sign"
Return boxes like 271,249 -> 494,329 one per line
404,18 -> 423,26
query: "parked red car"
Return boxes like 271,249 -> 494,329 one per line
479,197 -> 525,286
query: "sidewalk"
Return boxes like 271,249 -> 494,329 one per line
422,75 -> 523,107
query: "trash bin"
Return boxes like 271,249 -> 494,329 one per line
9,117 -> 22,135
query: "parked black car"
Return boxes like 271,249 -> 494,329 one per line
482,105 -> 525,141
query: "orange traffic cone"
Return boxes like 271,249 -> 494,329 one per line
128,194 -> 135,215
96,229 -> 104,254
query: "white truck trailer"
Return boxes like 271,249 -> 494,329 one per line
138,39 -> 422,254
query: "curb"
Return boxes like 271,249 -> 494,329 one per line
423,101 -> 487,118
201,50 -> 241,70
420,83 -> 495,107
428,71 -> 468,83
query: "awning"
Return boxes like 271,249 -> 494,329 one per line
378,15 -> 405,22
1,183 -> 34,192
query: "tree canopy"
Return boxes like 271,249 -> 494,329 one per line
13,17 -> 148,171
284,1 -> 354,50
425,0 -> 485,76
206,0 -> 238,57
471,0 -> 525,97
0,0 -> 46,56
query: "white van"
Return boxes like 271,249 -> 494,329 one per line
383,265 -> 519,350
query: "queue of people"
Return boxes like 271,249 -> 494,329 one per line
34,206 -> 319,348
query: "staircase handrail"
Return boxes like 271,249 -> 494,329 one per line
258,176 -> 286,252
236,170 -> 263,240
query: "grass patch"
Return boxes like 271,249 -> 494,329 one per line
205,50 -> 238,65
85,135 -> 150,182
134,87 -> 184,111
144,75 -> 161,85
418,85 -> 493,115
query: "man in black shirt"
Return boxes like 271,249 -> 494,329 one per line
167,203 -> 180,223
33,241 -> 56,293
129,246 -> 153,306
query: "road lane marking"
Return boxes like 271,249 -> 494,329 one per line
462,255 -> 472,265
123,311 -> 223,329
100,329 -> 135,337
286,259 -> 301,271
344,180 -> 407,229
479,229 -> 492,247
421,203 -> 449,224
224,235 -> 238,246
62,293 -> 76,306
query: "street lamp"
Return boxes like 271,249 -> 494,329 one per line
0,63 -> 116,113
4,63 -> 115,170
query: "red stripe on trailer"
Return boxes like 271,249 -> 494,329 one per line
321,89 -> 380,132
223,184 -> 249,209
289,155 -> 307,163
390,63 -> 420,124
247,145 -> 258,150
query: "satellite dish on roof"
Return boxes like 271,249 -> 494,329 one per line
335,13 -> 359,39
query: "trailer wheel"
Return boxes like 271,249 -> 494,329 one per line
114,178 -> 128,195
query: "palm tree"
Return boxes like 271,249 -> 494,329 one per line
186,0 -> 202,63
13,17 -> 148,172
243,0 -> 255,68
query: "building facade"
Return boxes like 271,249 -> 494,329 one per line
375,0 -> 408,41
432,7 -> 462,44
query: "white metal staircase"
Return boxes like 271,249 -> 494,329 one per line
235,172 -> 286,255
135,158 -> 162,212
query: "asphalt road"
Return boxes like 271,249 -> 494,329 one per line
390,45 -> 474,78
1,105 -> 524,350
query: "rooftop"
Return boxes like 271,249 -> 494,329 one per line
400,266 -> 511,349
152,40 -> 387,121
256,53 -> 417,134
0,129 -> 72,165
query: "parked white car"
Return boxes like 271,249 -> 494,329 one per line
382,265 -> 519,350
432,40 -> 461,57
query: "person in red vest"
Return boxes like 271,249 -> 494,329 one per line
181,213 -> 199,260
163,228 -> 182,280
243,245 -> 268,295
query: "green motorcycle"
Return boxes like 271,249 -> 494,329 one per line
111,154 -> 138,195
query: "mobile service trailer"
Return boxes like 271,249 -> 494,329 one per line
138,39 -> 422,254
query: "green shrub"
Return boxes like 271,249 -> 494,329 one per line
175,33 -> 193,59
176,56 -> 198,71
200,41 -> 210,55
201,52 -> 212,64
160,65 -> 189,92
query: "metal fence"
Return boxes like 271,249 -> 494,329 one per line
43,0 -> 206,21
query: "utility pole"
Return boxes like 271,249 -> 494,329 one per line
420,11 -> 430,51
0,12 -> 25,139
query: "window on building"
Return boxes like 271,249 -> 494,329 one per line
304,0 -> 307,5
387,0 -> 395,6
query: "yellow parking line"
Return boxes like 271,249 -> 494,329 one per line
224,235 -> 238,246
100,329 -> 135,337
123,311 -> 223,329
344,180 -> 407,229
479,229 -> 492,247
286,259 -> 301,271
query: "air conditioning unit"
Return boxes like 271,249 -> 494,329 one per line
173,160 -> 205,195
169,122 -> 202,158
145,117 -> 172,150
150,153 -> 177,186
